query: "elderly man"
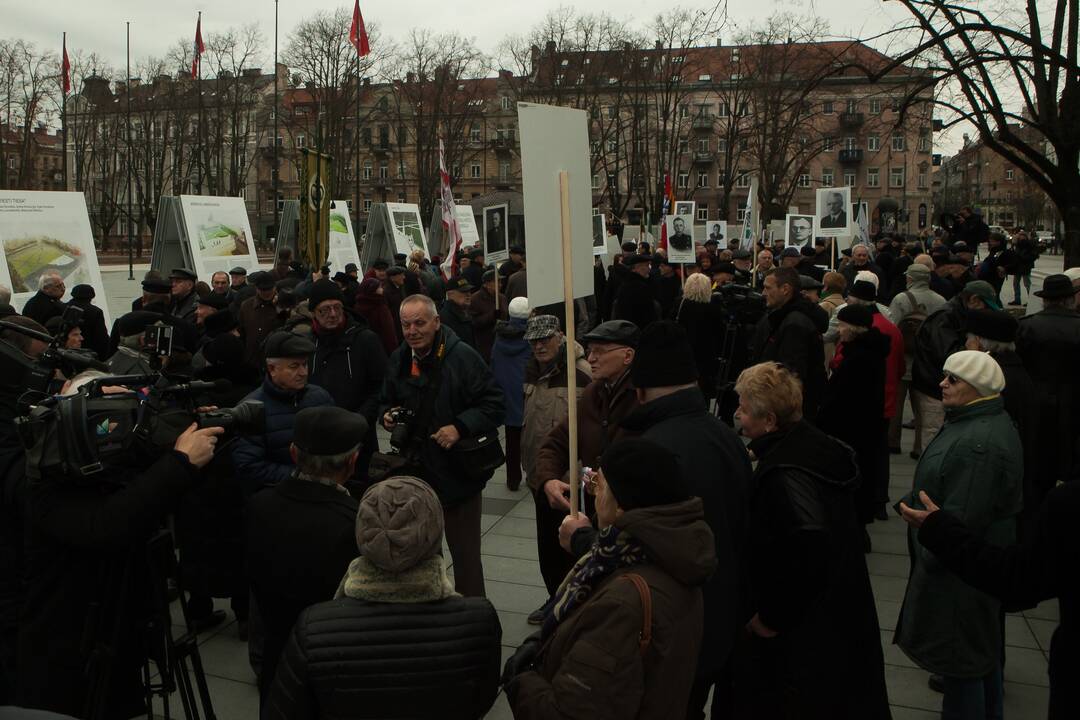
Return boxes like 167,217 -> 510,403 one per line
232,331 -> 333,494
246,406 -> 365,701
820,191 -> 848,229
613,253 -> 660,329
469,269 -> 507,363
169,268 -> 199,324
381,294 -> 504,597
520,314 -> 591,601
752,248 -> 774,288
439,277 -> 476,349
239,272 -> 283,370
841,244 -> 885,297
20,272 -> 66,327
896,350 -> 1022,720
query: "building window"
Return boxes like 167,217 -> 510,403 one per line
846,99 -> 858,114
276,193 -> 285,211
737,200 -> 749,222
890,167 -> 905,187
698,74 -> 711,82
735,170 -> 750,188
798,173 -> 811,188
869,99 -> 881,114
891,135 -> 906,151
470,126 -> 481,143
607,173 -> 617,188
697,172 -> 709,188
697,204 -> 709,220
823,137 -> 834,152
918,170 -> 928,189
607,139 -> 617,153
499,161 -> 511,181
363,199 -> 372,212
470,163 -> 481,179
844,136 -> 858,150
1006,169 -> 1014,180
822,100 -> 834,114
822,168 -> 834,186
378,163 -> 388,179
918,131 -> 931,152
737,102 -> 748,117
890,98 -> 901,112
677,173 -> 689,189
362,162 -> 372,180
867,167 -> 880,188
731,47 -> 740,62
844,171 -> 856,187
592,174 -> 600,190
296,135 -> 306,148
501,96 -> 512,110
397,161 -> 406,179
717,102 -> 729,117
867,135 -> 880,151
697,138 -> 709,152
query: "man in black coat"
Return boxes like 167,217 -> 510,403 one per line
20,272 -> 66,327
439,277 -> 477,350
306,280 -> 388,481
613,254 -> 660,329
750,267 -> 828,420
67,284 -> 110,359
246,406 -> 365,702
619,321 -> 752,719
169,268 -> 199,324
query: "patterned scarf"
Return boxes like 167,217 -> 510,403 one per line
541,525 -> 647,639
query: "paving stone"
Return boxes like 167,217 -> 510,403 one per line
482,554 -> 546,588
1003,679 -> 1050,718
884,665 -> 940,713
481,497 -> 519,517
507,499 -> 537,519
881,630 -> 919,670
1024,598 -> 1060,622
870,575 -> 908,603
484,579 -> 550,615
888,705 -> 939,720
151,673 -> 259,720
200,633 -> 257,685
498,609 -> 538,648
488,515 -> 537,539
1005,614 -> 1040,650
876,598 -> 903,632
1025,616 -> 1057,654
480,513 -> 501,533
866,552 -> 910,579
1003,647 -> 1050,687
481,534 -> 540,561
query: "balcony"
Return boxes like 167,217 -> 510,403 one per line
371,177 -> 391,189
839,112 -> 864,128
839,149 -> 864,164
488,176 -> 517,190
368,140 -> 392,156
692,152 -> 715,165
490,136 -> 516,153
692,116 -> 714,131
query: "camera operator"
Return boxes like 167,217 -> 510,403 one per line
709,269 -> 766,423
16,392 -> 224,718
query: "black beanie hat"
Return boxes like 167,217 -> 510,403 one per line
837,302 -> 874,328
600,438 -> 690,511
966,309 -> 1018,342
849,280 -> 877,302
307,278 -> 345,311
630,321 -> 698,388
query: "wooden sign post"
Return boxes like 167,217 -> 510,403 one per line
559,171 -> 581,518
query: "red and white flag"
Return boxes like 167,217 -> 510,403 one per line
658,173 -> 673,251
349,0 -> 371,57
191,15 -> 205,79
61,34 -> 71,95
438,139 -> 463,281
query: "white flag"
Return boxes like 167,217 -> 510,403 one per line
739,176 -> 758,251
438,138 -> 463,281
855,201 -> 870,246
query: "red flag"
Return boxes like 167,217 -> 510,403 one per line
349,0 -> 371,57
191,15 -> 205,79
438,139 -> 462,281
658,174 -> 674,251
61,35 -> 70,95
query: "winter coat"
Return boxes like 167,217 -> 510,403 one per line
17,452 -> 201,718
170,290 -> 198,325
490,318 -> 530,427
620,387 -> 752,676
819,326 -> 890,524
468,285 -> 507,363
895,395 -> 1023,677
246,475 -> 358,699
440,299 -> 476,350
674,297 -> 724,399
819,292 -> 845,317
534,371 -> 639,488
265,593 -> 501,720
505,269 -> 528,301
354,286 -> 399,355
521,344 -> 591,489
601,262 -> 630,321
841,261 -> 886,301
612,271 -> 661,329
381,327 -> 505,507
1012,237 -> 1039,275
650,272 -> 682,318
750,296 -> 828,420
238,294 -> 284,369
887,279 -> 947,332
911,295 -> 967,399
1016,307 -> 1080,491
743,421 -> 890,719
68,298 -> 110,359
992,349 -> 1041,537
917,480 -> 1080,719
231,378 -> 334,493
20,291 -> 64,327
873,310 -> 905,418
976,245 -> 1016,296
506,499 -> 718,720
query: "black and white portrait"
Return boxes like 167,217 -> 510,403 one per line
592,214 -> 607,256
674,201 -> 695,217
665,213 -> 696,264
815,186 -> 851,236
785,214 -> 814,249
483,204 -> 509,262
708,222 -> 726,243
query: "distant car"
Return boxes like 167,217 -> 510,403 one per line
1035,230 -> 1055,243
988,225 -> 1009,237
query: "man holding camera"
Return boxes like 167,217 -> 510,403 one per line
381,294 -> 504,597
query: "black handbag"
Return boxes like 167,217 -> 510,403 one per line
451,430 -> 505,482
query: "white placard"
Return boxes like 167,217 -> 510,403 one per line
815,186 -> 852,237
0,190 -> 112,327
702,220 -> 727,247
518,103 -> 594,306
664,213 -> 696,264
178,195 -> 259,280
592,214 -> 607,256
674,201 -> 695,216
384,202 -> 429,257
785,214 -> 814,249
455,206 -> 481,250
327,199 -> 362,272
482,204 -> 509,263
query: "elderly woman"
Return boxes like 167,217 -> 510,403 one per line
504,438 -> 717,719
895,351 -> 1023,720
674,272 -> 723,399
817,303 -> 890,534
733,362 -> 889,718
265,476 -> 503,719
353,277 -> 398,355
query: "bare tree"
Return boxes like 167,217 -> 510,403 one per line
0,39 -> 58,190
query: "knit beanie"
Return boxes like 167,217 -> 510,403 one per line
600,439 -> 690,511
307,278 -> 345,311
356,476 -> 444,573
848,280 -> 878,303
508,296 -> 531,320
837,303 -> 874,328
943,350 -> 1005,396
630,321 -> 698,388
905,262 -> 931,280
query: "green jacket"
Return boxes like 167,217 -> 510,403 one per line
895,395 -> 1023,677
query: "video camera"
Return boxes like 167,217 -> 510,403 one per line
14,374 -> 264,485
0,305 -> 107,395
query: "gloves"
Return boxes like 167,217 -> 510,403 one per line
501,632 -> 543,686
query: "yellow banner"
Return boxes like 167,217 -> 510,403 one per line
299,149 -> 333,269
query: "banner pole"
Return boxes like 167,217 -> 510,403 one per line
559,170 -> 580,518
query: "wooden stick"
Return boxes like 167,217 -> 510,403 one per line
559,170 -> 580,519
494,264 -> 500,311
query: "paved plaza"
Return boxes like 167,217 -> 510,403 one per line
92,251 -> 1063,719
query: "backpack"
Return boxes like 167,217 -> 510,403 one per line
897,291 -> 927,356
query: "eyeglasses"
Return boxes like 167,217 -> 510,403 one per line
943,373 -> 962,385
315,303 -> 344,318
586,346 -> 625,359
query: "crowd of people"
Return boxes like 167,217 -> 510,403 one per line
0,211 -> 1076,720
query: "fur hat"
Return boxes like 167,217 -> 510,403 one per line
837,303 -> 873,328
630,321 -> 697,388
508,297 -> 531,320
307,278 -> 345,311
943,350 -> 1005,396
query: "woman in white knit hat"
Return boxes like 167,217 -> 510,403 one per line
894,349 -> 1023,719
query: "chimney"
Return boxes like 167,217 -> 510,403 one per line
129,77 -> 141,88
498,68 -> 513,80
545,40 -> 556,56
716,37 -> 722,47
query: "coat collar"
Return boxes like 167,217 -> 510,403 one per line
620,386 -> 706,431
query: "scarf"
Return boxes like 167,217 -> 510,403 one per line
334,555 -> 457,604
541,525 -> 647,639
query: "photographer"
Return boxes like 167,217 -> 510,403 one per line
17,401 -> 223,718
381,295 -> 504,598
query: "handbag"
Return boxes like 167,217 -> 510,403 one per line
451,430 -> 506,482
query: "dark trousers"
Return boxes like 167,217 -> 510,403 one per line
445,493 -> 486,597
687,665 -> 734,719
533,488 -> 576,596
505,426 -> 522,490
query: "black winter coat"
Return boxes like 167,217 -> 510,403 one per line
918,480 -> 1080,719
750,297 -> 828,420
246,476 -> 359,699
818,327 -> 890,524
650,271 -> 682,318
439,300 -> 476,350
381,327 -> 505,507
19,291 -> 64,327
673,298 -> 723,399
743,421 -> 890,719
265,594 -> 502,720
68,298 -> 110,359
620,387 -> 752,676
911,296 -> 967,399
992,349 -> 1041,538
612,271 -> 661,329
601,261 -> 629,321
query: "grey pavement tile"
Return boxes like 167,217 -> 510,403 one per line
498,609 -> 539,648
1005,615 -> 1040,650
482,554 -> 546,588
1003,647 -> 1049,688
888,705 -> 938,720
488,515 -> 537,539
485,579 -> 550,615
870,575 -> 908,603
507,498 -> 537,519
483,481 -> 529,502
482,497 -> 520,516
483,690 -> 515,719
884,665 -> 940,713
870,530 -> 909,556
480,513 -> 501,533
1003,679 -> 1050,719
881,630 -> 919,670
866,552 -> 910,579
1024,599 -> 1060,622
199,633 -> 257,685
876,598 -> 903,632
868,515 -> 908,536
1024,617 -> 1057,653
481,533 -> 540,561
150,673 -> 259,720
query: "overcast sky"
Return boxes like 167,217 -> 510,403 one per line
11,0 -> 967,151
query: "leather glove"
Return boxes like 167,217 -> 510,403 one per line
501,632 -> 543,686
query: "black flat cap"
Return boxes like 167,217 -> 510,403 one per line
169,268 -> 197,281
393,253 -> 407,264
115,311 -> 165,337
198,292 -> 231,310
732,249 -> 752,260
345,263 -> 359,272
293,406 -> 369,456
482,269 -> 496,283
70,284 -> 95,300
253,271 -> 276,290
966,309 -> 1018,342
445,277 -> 474,293
229,266 -> 248,276
624,253 -> 652,266
263,331 -> 315,359
600,438 -> 689,511
799,274 -> 824,290
386,266 -> 405,277
370,259 -> 390,270
142,277 -> 172,294
332,271 -> 349,283
467,248 -> 484,259
581,319 -> 640,348
509,245 -> 526,255
837,303 -> 873,328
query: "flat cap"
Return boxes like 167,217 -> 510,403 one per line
623,253 -> 652,266
509,244 -> 526,255
293,406 -> 368,456
621,242 -> 638,253
229,266 -> 248,276
799,274 -> 824,290
169,267 -> 197,281
466,247 -> 484,259
524,314 -> 560,341
966,309 -> 1017,342
198,292 -> 230,310
370,259 -> 390,270
142,277 -> 172,294
962,280 -> 1002,310
263,330 -> 314,359
70,284 -> 95,300
731,249 -> 752,260
581,319 -> 640,348
445,277 -> 474,293
252,271 -> 276,290
345,263 -> 359,272
386,266 -> 406,277
482,269 -> 496,283
780,246 -> 801,258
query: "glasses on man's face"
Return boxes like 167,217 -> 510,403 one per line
586,346 -> 624,360
943,373 -> 961,385
315,303 -> 344,318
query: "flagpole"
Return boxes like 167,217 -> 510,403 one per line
126,22 -> 134,280
196,11 -> 204,195
354,50 -> 360,248
61,32 -> 68,191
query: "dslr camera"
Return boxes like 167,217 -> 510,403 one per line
387,407 -> 415,451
